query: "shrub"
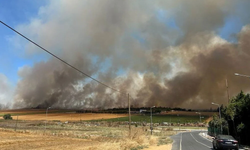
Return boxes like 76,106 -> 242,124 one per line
3,114 -> 12,120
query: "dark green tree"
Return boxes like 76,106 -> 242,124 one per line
208,113 -> 228,135
3,114 -> 12,120
221,91 -> 250,145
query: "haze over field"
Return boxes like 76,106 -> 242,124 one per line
1,0 -> 250,109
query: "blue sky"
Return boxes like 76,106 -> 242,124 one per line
1,0 -> 250,106
0,0 -> 48,84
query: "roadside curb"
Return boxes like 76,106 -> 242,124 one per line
199,132 -> 213,142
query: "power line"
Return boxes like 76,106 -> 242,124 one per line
1,20 -> 133,136
0,20 -> 120,93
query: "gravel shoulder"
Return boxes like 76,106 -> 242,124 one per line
143,144 -> 172,150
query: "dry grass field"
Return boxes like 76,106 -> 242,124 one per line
16,113 -> 127,121
0,109 -> 214,150
0,109 -> 175,150
0,109 -> 128,121
0,128 -> 98,150
0,125 -> 174,150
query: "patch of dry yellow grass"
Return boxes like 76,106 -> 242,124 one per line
0,109 -> 176,150
0,109 -> 127,122
143,144 -> 172,150
0,126 -> 174,150
0,128 -> 98,150
13,113 -> 127,121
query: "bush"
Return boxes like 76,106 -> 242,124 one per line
3,114 -> 12,120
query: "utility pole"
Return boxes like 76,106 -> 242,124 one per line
196,112 -> 202,131
212,102 -> 223,134
150,106 -> 155,135
196,112 -> 201,122
128,93 -> 131,137
45,106 -> 51,131
226,79 -> 230,104
226,79 -> 230,135
15,115 -> 18,131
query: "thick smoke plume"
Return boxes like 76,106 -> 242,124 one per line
12,0 -> 250,109
0,74 -> 13,109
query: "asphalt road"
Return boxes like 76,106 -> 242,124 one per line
171,131 -> 213,150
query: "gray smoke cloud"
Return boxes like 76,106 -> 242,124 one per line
0,74 -> 13,109
135,32 -> 250,108
12,0 -> 250,109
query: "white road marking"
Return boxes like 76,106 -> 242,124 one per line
190,133 -> 212,149
180,132 -> 182,150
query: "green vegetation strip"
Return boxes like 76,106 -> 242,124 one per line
0,110 -> 75,117
90,114 -> 209,123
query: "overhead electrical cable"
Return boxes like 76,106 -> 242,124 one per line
0,20 -> 120,93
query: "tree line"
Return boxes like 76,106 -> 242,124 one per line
209,91 -> 250,145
